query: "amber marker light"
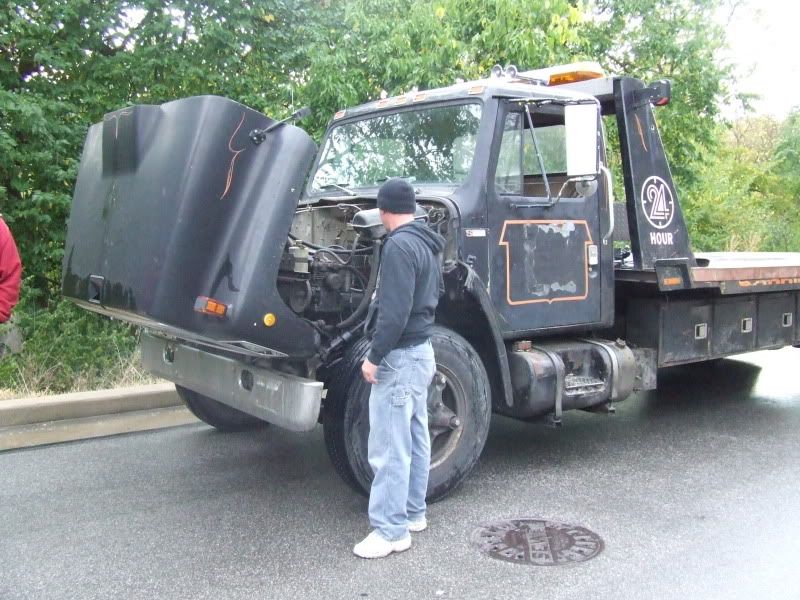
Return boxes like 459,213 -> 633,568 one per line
263,313 -> 277,327
519,61 -> 606,87
194,296 -> 228,317
548,68 -> 604,86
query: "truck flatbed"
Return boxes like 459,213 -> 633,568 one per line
693,252 -> 800,288
616,252 -> 800,295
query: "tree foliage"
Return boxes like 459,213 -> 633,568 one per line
299,0 -> 584,134
684,111 -> 800,252
773,109 -> 800,202
583,0 -> 732,189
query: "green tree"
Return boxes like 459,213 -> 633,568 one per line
683,122 -> 776,251
773,109 -> 800,200
583,0 -> 732,190
684,113 -> 800,252
300,0 -> 584,134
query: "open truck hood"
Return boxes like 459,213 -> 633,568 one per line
62,95 -> 320,358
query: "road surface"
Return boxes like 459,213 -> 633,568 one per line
2,349 -> 800,599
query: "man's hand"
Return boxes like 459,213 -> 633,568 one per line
362,358 -> 379,384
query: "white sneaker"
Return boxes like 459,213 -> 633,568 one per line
408,517 -> 427,533
353,531 -> 411,559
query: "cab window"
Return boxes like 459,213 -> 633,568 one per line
494,106 -> 568,198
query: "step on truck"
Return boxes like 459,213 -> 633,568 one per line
63,62 -> 800,500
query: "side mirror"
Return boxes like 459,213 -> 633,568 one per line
564,103 -> 600,177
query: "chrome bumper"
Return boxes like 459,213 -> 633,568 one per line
141,332 -> 323,432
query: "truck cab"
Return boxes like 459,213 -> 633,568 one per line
62,63 -> 800,500
309,66 -> 613,335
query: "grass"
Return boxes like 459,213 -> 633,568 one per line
0,347 -> 161,401
0,299 -> 165,400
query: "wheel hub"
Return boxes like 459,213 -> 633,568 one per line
428,373 -> 460,432
426,370 -> 465,468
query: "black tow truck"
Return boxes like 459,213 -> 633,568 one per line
63,62 -> 800,500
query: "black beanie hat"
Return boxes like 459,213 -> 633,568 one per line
377,178 -> 416,214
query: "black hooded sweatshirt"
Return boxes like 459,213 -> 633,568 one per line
365,220 -> 445,365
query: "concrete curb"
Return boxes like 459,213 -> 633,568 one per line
0,383 -> 182,427
0,383 -> 199,451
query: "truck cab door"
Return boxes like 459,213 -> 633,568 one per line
486,100 -> 613,335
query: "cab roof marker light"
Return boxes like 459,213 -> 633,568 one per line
549,69 -> 604,86
518,61 -> 606,86
333,110 -> 347,120
393,96 -> 408,105
412,93 -> 427,102
377,99 -> 390,108
468,85 -> 485,95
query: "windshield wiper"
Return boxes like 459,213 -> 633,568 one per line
318,182 -> 356,195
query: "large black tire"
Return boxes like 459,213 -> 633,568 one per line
322,325 -> 492,502
176,385 -> 268,432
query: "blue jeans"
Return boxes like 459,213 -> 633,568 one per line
368,340 -> 436,541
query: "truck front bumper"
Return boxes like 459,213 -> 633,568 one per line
141,332 -> 323,432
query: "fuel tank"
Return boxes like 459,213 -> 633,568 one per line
62,96 -> 320,358
499,339 -> 637,420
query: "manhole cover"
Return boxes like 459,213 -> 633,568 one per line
471,519 -> 604,566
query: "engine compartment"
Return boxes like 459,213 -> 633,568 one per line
278,199 -> 451,334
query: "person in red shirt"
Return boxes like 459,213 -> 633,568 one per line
0,217 -> 22,323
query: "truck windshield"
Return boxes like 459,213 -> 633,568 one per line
309,102 -> 482,193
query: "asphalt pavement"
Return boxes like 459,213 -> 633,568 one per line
2,349 -> 800,600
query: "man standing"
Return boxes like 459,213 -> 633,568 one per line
354,178 -> 445,559
0,216 -> 22,324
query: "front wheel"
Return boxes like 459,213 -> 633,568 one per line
176,385 -> 268,432
322,326 -> 492,502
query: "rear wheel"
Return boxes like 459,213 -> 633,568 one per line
322,326 -> 491,502
176,385 -> 268,432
